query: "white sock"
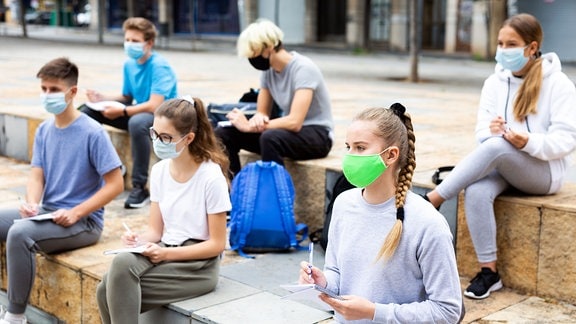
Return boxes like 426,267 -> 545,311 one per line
4,312 -> 25,323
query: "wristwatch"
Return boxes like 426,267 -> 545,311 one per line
123,107 -> 128,117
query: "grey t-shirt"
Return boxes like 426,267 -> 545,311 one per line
260,51 -> 334,138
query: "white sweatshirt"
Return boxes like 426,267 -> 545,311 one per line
476,52 -> 576,193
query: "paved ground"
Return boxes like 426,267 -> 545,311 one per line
1,24 -> 576,323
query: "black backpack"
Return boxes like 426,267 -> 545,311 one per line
310,172 -> 355,251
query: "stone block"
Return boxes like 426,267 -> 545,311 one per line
27,118 -> 42,162
285,162 -> 326,231
0,115 -> 29,162
33,254 -> 82,323
538,200 -> 576,304
494,198 -> 540,295
457,184 -> 576,302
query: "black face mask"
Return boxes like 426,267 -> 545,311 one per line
248,55 -> 270,71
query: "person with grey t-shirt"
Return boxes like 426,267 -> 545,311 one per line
215,19 -> 333,175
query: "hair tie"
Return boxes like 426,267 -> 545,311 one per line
390,103 -> 406,122
179,95 -> 196,107
396,206 -> 405,222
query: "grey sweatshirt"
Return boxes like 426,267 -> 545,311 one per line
324,190 -> 462,323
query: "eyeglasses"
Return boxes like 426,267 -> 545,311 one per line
149,127 -> 185,144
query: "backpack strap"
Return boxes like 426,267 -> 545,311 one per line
271,163 -> 308,250
230,163 -> 260,258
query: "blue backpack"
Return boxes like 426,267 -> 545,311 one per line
229,161 -> 308,258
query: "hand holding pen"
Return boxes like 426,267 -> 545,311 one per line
489,116 -> 507,135
18,197 -> 39,217
121,222 -> 139,247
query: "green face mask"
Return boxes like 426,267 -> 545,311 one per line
342,148 -> 389,188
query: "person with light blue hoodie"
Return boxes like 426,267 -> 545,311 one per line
81,17 -> 178,210
424,13 -> 576,300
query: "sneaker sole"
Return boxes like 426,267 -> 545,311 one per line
124,198 -> 150,209
464,279 -> 503,299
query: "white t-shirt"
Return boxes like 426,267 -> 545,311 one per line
150,159 -> 231,245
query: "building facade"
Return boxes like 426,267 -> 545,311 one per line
3,0 -> 575,62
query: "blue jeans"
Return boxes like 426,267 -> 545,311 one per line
81,105 -> 153,188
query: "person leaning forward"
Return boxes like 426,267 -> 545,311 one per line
215,19 -> 334,177
80,17 -> 178,209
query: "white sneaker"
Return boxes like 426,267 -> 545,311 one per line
0,307 -> 27,324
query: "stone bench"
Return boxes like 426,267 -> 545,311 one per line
1,110 -> 576,321
0,111 -> 156,191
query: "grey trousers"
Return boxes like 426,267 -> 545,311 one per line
96,240 -> 219,324
0,207 -> 102,314
436,137 -> 552,263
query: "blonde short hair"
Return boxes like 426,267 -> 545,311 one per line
237,19 -> 284,58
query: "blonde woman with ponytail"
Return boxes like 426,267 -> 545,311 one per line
425,13 -> 576,300
299,104 -> 462,323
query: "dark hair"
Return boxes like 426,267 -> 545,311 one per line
36,57 -> 78,86
155,98 -> 230,183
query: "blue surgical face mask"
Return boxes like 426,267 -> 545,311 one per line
495,46 -> 529,72
152,137 -> 186,160
124,41 -> 145,60
40,91 -> 70,115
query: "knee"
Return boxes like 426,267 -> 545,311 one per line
128,113 -> 153,135
6,224 -> 31,246
259,129 -> 284,146
214,127 -> 233,143
479,137 -> 514,156
107,253 -> 137,281
465,182 -> 497,204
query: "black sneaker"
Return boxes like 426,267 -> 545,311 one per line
464,267 -> 503,299
124,186 -> 150,209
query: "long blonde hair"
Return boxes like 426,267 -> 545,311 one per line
504,14 -> 544,121
353,104 -> 416,261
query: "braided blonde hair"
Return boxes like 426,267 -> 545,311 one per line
353,104 -> 416,261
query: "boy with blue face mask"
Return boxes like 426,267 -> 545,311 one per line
80,17 -> 178,209
0,57 -> 124,324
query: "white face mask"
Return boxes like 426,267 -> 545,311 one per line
152,137 -> 186,160
495,45 -> 529,72
124,41 -> 146,60
40,90 -> 70,115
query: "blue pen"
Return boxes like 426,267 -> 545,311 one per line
308,242 -> 314,280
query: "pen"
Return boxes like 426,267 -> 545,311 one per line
308,242 -> 314,280
122,221 -> 133,234
122,222 -> 139,245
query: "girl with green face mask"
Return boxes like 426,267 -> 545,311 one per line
297,104 -> 463,323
